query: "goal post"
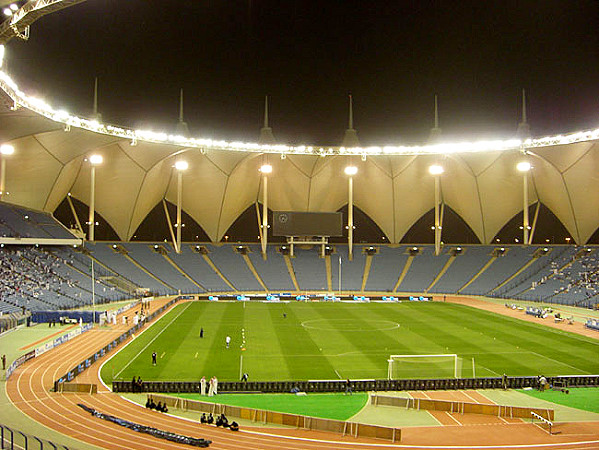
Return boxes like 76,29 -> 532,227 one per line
387,354 -> 465,380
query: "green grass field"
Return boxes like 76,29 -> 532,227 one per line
520,387 -> 599,414
100,301 -> 599,384
174,392 -> 368,420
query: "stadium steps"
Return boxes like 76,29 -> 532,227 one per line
393,255 -> 414,292
535,248 -> 594,302
425,255 -> 456,293
361,254 -> 373,291
488,257 -> 537,295
87,254 -> 139,292
325,255 -> 332,291
283,255 -> 300,291
200,253 -> 238,292
241,253 -> 268,292
161,253 -> 205,291
458,255 -> 497,293
122,253 -> 176,292
66,261 -> 131,296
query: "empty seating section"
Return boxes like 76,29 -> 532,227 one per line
246,245 -> 294,291
461,246 -> 536,295
398,246 -> 450,292
292,248 -> 328,291
365,246 -> 407,291
206,245 -> 263,291
167,246 -> 225,292
122,244 -> 199,294
88,243 -> 171,295
0,202 -> 76,239
331,246 -> 365,292
430,246 -> 490,293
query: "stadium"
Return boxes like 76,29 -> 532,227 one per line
0,1 -> 598,449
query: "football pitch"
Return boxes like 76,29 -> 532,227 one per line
100,301 -> 599,384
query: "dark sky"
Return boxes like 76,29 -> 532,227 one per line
5,0 -> 599,145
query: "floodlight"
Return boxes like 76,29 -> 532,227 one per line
428,164 -> 444,175
1,144 -> 14,155
175,160 -> 188,171
516,161 -> 531,172
3,8 -> 12,16
260,163 -> 272,174
344,165 -> 358,176
89,154 -> 103,165
9,4 -> 18,11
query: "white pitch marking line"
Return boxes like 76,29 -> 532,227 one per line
194,352 -> 198,358
334,369 -> 343,379
113,302 -> 191,378
160,352 -> 165,358
529,350 -> 591,374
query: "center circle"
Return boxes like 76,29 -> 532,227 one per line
301,319 -> 400,332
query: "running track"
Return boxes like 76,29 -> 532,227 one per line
7,297 -> 599,449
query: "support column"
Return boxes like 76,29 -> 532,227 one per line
523,172 -> 529,245
348,176 -> 354,261
0,157 -> 6,201
89,164 -> 96,242
434,175 -> 441,256
261,174 -> 268,256
176,170 -> 183,253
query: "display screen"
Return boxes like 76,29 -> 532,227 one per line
273,211 -> 343,236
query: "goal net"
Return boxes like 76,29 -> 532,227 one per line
387,354 -> 464,379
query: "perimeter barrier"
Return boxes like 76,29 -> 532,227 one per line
53,297 -> 181,391
113,374 -> 599,394
0,423 -> 71,450
6,323 -> 92,380
147,394 -> 401,443
370,394 -> 554,420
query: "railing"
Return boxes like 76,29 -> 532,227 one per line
0,423 -> 72,450
113,374 -> 599,394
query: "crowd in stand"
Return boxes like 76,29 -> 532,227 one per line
532,249 -> 599,303
0,246 -> 64,310
0,246 -> 121,313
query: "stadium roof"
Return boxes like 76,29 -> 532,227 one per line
0,72 -> 598,245
0,2 -> 597,245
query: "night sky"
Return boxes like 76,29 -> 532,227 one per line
4,0 -> 599,146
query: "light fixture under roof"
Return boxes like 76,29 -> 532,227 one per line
174,160 -> 188,171
516,161 -> 531,172
344,165 -> 358,176
89,154 -> 103,165
428,164 -> 444,175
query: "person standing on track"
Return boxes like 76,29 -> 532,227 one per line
152,351 -> 157,366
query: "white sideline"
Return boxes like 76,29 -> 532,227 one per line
113,302 -> 191,379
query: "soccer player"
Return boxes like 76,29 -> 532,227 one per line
152,351 -> 157,366
225,335 -> 231,349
